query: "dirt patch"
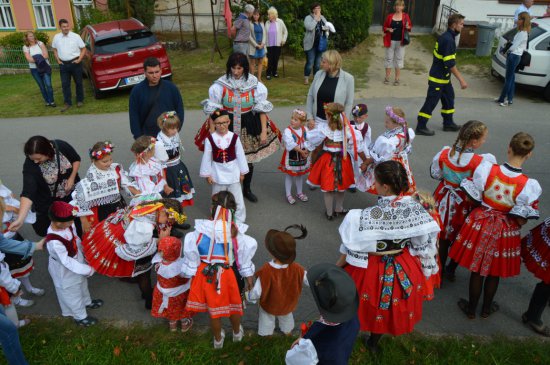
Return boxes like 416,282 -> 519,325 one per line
355,35 -> 503,100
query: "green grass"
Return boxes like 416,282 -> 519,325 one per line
17,318 -> 550,365
0,32 -> 373,119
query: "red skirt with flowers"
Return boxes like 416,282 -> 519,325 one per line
433,183 -> 476,242
307,151 -> 355,192
152,275 -> 195,321
185,262 -> 243,318
345,249 -> 425,336
81,217 -> 152,278
449,206 -> 521,278
521,219 -> 550,284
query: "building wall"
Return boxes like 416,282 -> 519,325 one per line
153,0 -> 226,33
438,0 -> 547,21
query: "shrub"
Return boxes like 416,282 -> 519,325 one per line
0,31 -> 49,48
75,7 -> 125,32
109,0 -> 156,28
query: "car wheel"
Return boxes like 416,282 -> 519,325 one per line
544,83 -> 550,102
89,77 -> 105,100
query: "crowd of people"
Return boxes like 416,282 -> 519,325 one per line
2,2 -> 549,364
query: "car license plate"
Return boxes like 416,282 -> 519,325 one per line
124,74 -> 145,85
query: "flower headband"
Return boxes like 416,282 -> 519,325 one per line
89,141 -> 114,160
138,137 -> 156,158
292,109 -> 306,118
166,208 -> 187,225
162,111 -> 176,123
385,106 -> 406,125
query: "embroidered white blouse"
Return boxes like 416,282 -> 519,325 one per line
128,158 -> 167,195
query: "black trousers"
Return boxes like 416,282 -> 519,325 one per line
266,46 -> 282,76
525,281 -> 550,323
417,82 -> 455,128
59,62 -> 84,105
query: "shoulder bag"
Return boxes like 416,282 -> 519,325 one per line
516,36 -> 531,71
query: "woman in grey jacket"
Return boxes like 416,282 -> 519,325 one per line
306,50 -> 355,129
303,3 -> 328,84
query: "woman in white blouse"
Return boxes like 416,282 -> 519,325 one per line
22,32 -> 55,107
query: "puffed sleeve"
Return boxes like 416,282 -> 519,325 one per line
202,83 -> 224,114
237,234 -> 257,277
199,137 -> 213,178
115,219 -> 157,261
154,137 -> 169,163
252,82 -> 273,113
369,136 -> 395,164
408,232 -> 439,277
509,178 -> 542,219
430,148 -> 445,180
282,128 -> 298,151
304,125 -> 326,150
460,160 -> 493,203
181,230 -> 201,278
480,153 -> 497,164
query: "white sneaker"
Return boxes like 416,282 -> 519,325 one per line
232,325 -> 244,342
18,319 -> 31,328
499,101 -> 509,107
30,287 -> 45,296
213,329 -> 225,349
13,296 -> 34,307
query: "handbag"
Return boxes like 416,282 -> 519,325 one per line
403,31 -> 410,46
317,34 -> 328,52
516,37 -> 531,71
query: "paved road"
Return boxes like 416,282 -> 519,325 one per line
1,96 -> 549,338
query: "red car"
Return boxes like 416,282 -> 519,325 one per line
80,18 -> 172,99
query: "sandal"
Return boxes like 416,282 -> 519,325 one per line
296,193 -> 309,202
75,316 -> 98,327
287,195 -> 296,205
522,313 -> 550,337
457,298 -> 475,319
181,318 -> 193,333
393,80 -> 400,86
86,299 -> 104,309
480,301 -> 499,318
383,77 -> 390,85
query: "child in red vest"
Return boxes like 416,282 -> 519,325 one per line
249,225 -> 308,336
450,132 -> 541,319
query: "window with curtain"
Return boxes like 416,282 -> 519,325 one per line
0,0 -> 15,29
32,0 -> 55,29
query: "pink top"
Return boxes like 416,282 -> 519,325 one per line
268,21 -> 278,47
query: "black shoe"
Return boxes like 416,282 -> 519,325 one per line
348,187 -> 357,193
243,190 -> 258,203
415,126 -> 435,136
144,296 -> 152,310
49,102 -> 56,107
443,123 -> 461,132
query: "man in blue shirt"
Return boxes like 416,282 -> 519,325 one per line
416,13 -> 468,136
129,57 -> 184,139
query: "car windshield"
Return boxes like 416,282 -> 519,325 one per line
503,24 -> 546,42
95,31 -> 157,54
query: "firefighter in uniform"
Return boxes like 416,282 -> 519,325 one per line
416,13 -> 468,136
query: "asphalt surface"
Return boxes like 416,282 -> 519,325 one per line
1,95 -> 549,338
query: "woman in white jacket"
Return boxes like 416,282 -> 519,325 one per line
265,7 -> 288,80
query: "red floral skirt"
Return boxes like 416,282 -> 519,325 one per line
81,219 -> 150,278
345,249 -> 425,336
433,183 -> 476,242
307,151 -> 355,192
449,207 -> 521,277
522,220 -> 550,284
185,262 -> 243,319
152,275 -> 195,321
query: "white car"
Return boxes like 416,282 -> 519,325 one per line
492,17 -> 550,101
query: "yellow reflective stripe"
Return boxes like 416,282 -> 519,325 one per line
428,76 -> 450,84
441,109 -> 455,114
433,50 -> 456,61
418,112 -> 432,119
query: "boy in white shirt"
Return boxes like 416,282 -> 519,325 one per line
200,109 -> 249,223
45,201 -> 102,326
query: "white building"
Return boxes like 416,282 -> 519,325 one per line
152,0 -> 229,33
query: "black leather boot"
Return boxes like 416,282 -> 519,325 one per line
243,163 -> 258,202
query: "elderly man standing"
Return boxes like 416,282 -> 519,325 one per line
232,4 -> 255,55
515,0 -> 534,23
52,19 -> 86,112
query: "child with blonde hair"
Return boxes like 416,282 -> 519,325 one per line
430,121 -> 496,281
155,111 -> 194,206
278,109 -> 310,204
357,105 -> 416,194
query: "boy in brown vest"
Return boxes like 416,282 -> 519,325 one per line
249,225 -> 307,336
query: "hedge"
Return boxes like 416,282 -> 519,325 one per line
0,31 -> 49,48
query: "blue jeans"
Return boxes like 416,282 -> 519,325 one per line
59,62 -> 84,105
304,47 -> 323,77
498,53 -> 521,103
0,306 -> 28,365
30,68 -> 54,104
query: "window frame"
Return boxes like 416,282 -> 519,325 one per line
73,0 -> 94,22
0,0 -> 15,30
32,0 -> 55,30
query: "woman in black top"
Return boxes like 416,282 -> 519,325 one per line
9,136 -> 81,237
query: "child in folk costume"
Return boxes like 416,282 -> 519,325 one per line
129,136 -> 174,197
151,236 -> 194,332
1,250 -> 31,329
248,225 -> 308,336
182,191 -> 257,349
82,198 -> 186,309
71,141 -> 140,234
0,182 -> 43,303
430,121 -> 496,282
278,109 -> 311,205
338,161 -> 440,353
521,218 -> 550,337
285,263 -> 359,365
450,132 -> 541,319
200,109 -> 249,223
306,103 -> 367,220
155,111 -> 195,206
357,106 -> 416,195
348,104 -> 372,193
45,201 -> 103,326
